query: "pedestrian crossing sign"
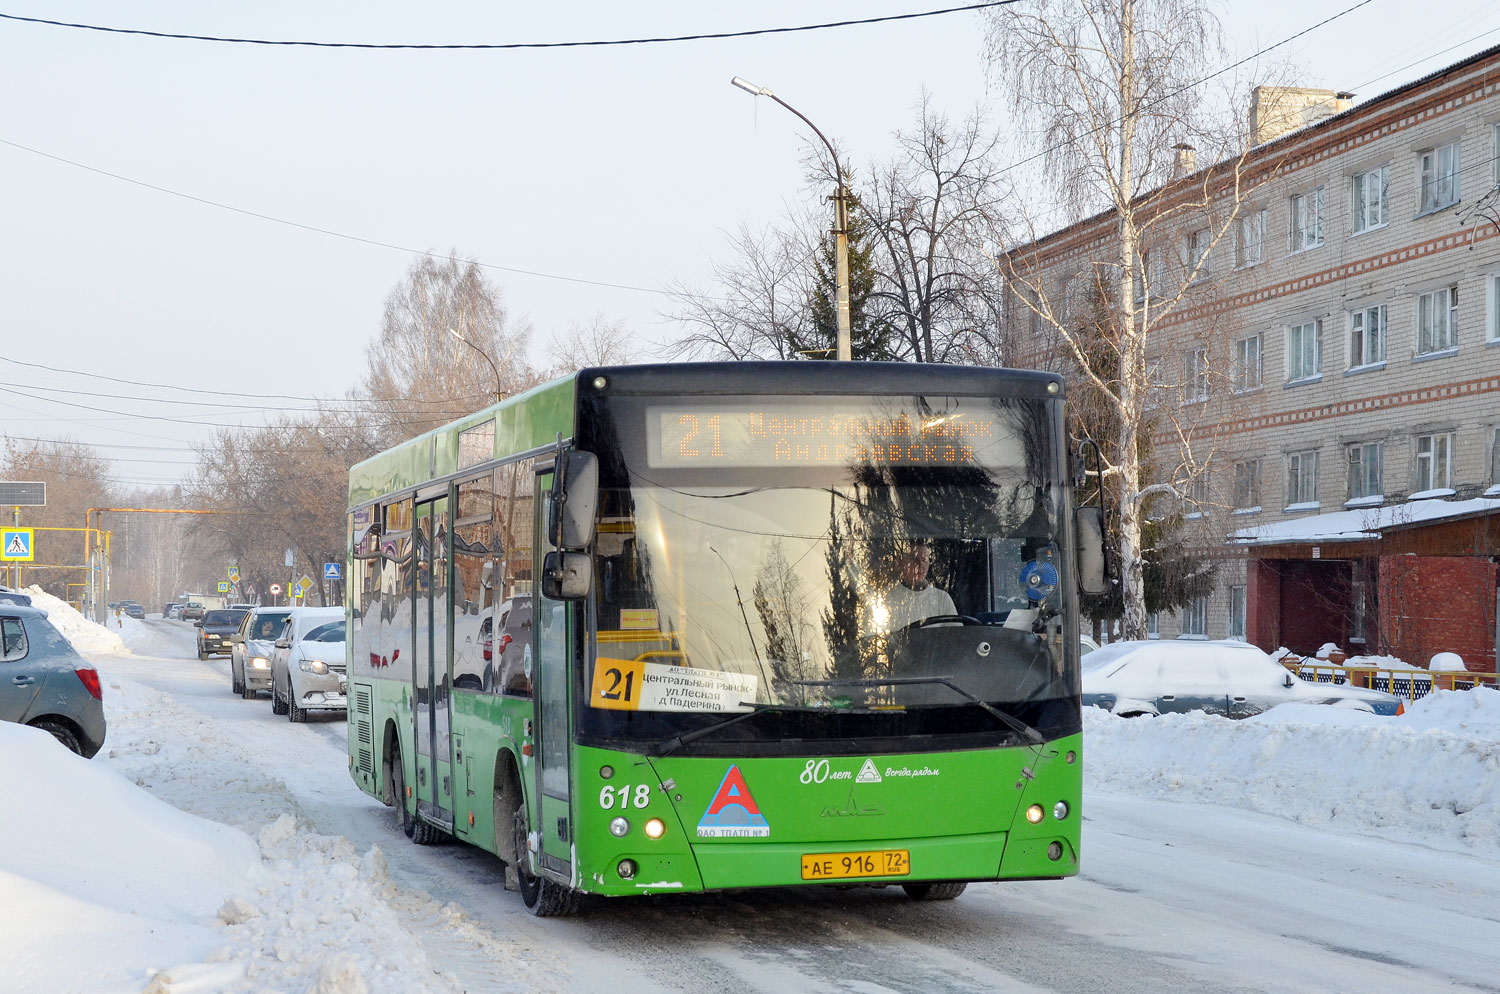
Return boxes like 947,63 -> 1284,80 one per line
217,581 -> 230,593
1,529 -> 34,562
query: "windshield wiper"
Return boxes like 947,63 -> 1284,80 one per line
650,703 -> 796,756
789,677 -> 1044,746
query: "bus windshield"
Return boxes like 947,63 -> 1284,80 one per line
576,392 -> 1077,755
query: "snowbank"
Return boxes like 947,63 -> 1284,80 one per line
0,722 -> 259,994
22,586 -> 127,654
1085,687 -> 1500,851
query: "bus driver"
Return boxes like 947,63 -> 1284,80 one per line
880,540 -> 957,630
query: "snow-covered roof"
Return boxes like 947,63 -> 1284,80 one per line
1226,497 -> 1500,547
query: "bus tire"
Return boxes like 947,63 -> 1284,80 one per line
389,743 -> 415,839
411,812 -> 445,846
902,882 -> 967,901
514,797 -> 580,917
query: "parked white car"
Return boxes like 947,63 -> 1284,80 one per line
269,607 -> 346,722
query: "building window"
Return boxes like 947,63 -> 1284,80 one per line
1183,227 -> 1211,281
1488,273 -> 1500,344
1232,459 -> 1261,510
1490,426 -> 1500,485
1287,319 -> 1322,380
1147,611 -> 1160,639
1228,585 -> 1247,641
1417,285 -> 1458,354
1133,250 -> 1166,304
1419,140 -> 1462,213
1182,596 -> 1207,637
1349,305 -> 1386,367
1237,209 -> 1266,267
1350,561 -> 1370,643
1414,433 -> 1452,492
1287,449 -> 1319,506
1232,334 -> 1262,391
1351,164 -> 1389,233
1290,187 -> 1325,252
1144,356 -> 1165,410
1347,442 -> 1382,500
1181,347 -> 1209,403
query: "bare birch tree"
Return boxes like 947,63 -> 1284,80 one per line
987,0 -> 1277,638
545,313 -> 636,373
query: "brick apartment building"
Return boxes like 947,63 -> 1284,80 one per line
1011,46 -> 1500,671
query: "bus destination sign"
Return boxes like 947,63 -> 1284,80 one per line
647,402 -> 1010,469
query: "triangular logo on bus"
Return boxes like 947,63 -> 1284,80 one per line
696,765 -> 770,838
855,759 -> 882,783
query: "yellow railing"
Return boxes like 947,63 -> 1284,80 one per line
1280,658 -> 1498,700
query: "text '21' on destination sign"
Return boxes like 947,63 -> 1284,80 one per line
646,400 -> 1016,469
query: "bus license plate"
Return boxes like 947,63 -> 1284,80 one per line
801,849 -> 910,880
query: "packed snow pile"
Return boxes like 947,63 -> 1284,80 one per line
1085,687 -> 1500,851
22,586 -> 128,654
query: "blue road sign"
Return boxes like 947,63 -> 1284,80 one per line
324,562 -> 342,580
1,529 -> 34,562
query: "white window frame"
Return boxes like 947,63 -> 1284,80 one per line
1290,186 -> 1326,252
1419,140 -> 1462,213
1349,304 -> 1387,368
1351,164 -> 1389,233
1287,449 -> 1319,506
1232,459 -> 1261,511
1183,227 -> 1212,282
1147,611 -> 1160,639
1487,273 -> 1500,344
1181,596 -> 1207,637
1236,209 -> 1266,268
1181,347 -> 1209,403
1490,425 -> 1500,488
1416,285 -> 1458,355
1414,432 -> 1452,492
1228,585 -> 1247,641
1287,319 -> 1322,381
1232,333 -> 1262,392
1347,442 -> 1382,501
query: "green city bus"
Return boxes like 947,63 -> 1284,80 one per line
346,362 -> 1106,915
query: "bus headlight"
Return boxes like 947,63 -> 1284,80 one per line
1025,804 -> 1044,824
609,816 -> 630,837
644,818 -> 665,840
1053,801 -> 1070,820
300,659 -> 329,674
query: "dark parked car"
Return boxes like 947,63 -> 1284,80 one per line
0,588 -> 32,607
197,608 -> 249,659
1,605 -> 106,757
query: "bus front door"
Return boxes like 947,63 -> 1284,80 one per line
532,469 -> 574,879
414,495 -> 454,832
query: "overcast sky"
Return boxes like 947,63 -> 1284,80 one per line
4,0 -> 1500,490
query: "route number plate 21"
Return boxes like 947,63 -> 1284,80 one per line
800,849 -> 910,880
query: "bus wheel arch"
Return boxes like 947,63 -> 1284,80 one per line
491,750 -> 524,866
381,720 -> 402,808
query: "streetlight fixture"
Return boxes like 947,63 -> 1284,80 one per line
448,328 -> 503,404
731,76 -> 851,362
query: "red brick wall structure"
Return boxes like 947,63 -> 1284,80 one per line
1247,559 -> 1282,652
1377,556 -> 1499,672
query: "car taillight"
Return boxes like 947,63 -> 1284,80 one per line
75,667 -> 103,701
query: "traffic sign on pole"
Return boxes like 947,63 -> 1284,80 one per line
297,574 -> 314,594
216,581 -> 230,593
269,583 -> 283,596
1,529 -> 34,562
323,562 -> 341,580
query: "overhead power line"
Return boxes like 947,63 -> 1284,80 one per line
0,3 -> 1017,50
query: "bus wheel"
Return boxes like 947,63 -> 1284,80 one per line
514,800 -> 580,917
902,882 -> 967,901
389,745 -> 415,839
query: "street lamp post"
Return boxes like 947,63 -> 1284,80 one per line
731,76 -> 851,362
448,328 -> 504,404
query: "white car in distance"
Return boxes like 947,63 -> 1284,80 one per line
269,607 -> 347,722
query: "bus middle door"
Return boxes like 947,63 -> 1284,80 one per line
414,494 -> 455,833
530,467 -> 575,881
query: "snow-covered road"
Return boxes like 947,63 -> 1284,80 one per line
7,596 -> 1499,993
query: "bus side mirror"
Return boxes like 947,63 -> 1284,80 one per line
542,551 -> 592,600
549,451 -> 599,550
1075,506 -> 1109,595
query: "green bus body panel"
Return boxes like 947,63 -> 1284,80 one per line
347,376 -> 576,507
